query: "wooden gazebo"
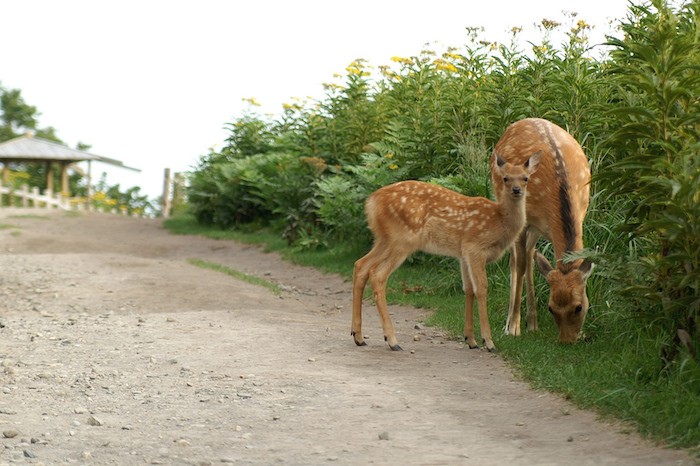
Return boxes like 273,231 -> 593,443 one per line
0,133 -> 140,196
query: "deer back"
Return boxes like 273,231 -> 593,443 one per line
490,118 -> 590,261
366,181 -> 509,259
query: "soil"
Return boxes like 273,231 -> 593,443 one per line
0,208 -> 695,466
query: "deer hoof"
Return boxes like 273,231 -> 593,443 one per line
351,331 -> 367,346
389,344 -> 403,351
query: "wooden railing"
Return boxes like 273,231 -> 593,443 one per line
0,182 -> 75,210
0,182 -> 137,215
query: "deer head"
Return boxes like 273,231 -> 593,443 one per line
495,151 -> 542,201
535,251 -> 594,343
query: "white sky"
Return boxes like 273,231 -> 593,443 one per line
0,0 -> 630,200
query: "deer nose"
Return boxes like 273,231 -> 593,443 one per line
512,186 -> 522,196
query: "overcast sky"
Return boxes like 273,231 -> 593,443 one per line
1,0 -> 630,199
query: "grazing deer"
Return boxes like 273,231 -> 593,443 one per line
351,152 -> 541,352
490,118 -> 593,343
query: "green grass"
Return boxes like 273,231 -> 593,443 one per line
165,214 -> 700,455
164,215 -> 285,250
7,214 -> 50,220
187,258 -> 281,295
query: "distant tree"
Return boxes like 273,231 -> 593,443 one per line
0,85 -> 39,141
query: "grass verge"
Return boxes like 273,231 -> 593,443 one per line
186,258 -> 281,295
165,214 -> 700,455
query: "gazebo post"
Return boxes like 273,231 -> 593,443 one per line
2,163 -> 9,184
60,161 -> 69,196
45,161 -> 54,194
87,159 -> 93,203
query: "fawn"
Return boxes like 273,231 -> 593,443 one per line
351,152 -> 541,352
491,118 -> 593,343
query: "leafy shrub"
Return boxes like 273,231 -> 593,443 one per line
315,149 -> 408,246
599,0 -> 700,365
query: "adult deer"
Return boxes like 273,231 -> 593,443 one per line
351,152 -> 541,352
490,118 -> 593,343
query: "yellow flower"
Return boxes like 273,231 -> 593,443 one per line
379,66 -> 400,80
242,97 -> 261,107
433,59 -> 458,73
323,82 -> 345,91
541,19 -> 561,30
346,58 -> 371,76
388,164 -> 398,170
384,153 -> 394,159
442,52 -> 463,61
577,20 -> 591,30
391,56 -> 414,66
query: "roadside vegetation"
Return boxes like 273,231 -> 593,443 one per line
176,0 -> 699,452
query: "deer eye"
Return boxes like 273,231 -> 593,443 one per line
575,304 -> 583,314
503,177 -> 509,183
548,306 -> 554,314
523,177 -> 528,182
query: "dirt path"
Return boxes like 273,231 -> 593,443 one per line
0,209 -> 694,466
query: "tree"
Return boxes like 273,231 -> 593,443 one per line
0,84 -> 39,141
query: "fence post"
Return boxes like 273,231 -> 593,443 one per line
162,168 -> 172,218
21,184 -> 29,207
60,192 -> 70,210
43,189 -> 52,209
32,187 -> 40,207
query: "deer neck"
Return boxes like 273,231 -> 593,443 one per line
499,195 -> 527,240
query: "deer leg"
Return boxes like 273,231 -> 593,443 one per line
524,232 -> 539,331
468,258 -> 496,352
505,245 -> 520,335
460,259 -> 478,349
505,233 -> 527,336
351,249 -> 376,346
369,251 -> 408,351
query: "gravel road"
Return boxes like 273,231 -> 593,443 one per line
0,209 -> 694,465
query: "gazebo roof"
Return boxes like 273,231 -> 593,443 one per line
0,133 -> 140,172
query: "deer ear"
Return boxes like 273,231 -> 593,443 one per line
493,152 -> 506,168
578,259 -> 594,281
534,251 -> 553,277
525,151 -> 542,174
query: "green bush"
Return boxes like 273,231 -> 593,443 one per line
314,149 -> 408,246
599,0 -> 700,366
